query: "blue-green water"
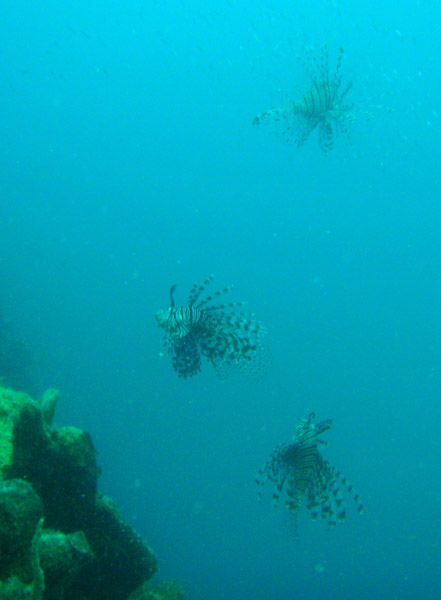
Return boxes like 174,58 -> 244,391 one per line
1,1 -> 440,598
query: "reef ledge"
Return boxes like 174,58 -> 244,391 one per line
0,385 -> 178,600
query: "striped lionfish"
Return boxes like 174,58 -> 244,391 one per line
256,413 -> 364,530
155,275 -> 266,378
253,45 -> 357,154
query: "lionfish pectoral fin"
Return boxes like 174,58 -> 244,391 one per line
252,107 -> 284,125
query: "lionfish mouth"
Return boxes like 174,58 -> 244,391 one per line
154,308 -> 171,329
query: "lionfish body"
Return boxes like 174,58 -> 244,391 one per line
253,45 -> 356,153
155,275 -> 266,378
256,413 -> 364,530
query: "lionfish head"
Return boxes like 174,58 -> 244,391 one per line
154,307 -> 173,331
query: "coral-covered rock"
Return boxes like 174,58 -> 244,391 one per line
40,388 -> 59,426
38,529 -> 94,600
0,387 -> 41,476
5,392 -> 99,533
0,479 -> 43,581
0,386 -> 158,600
67,494 -> 157,600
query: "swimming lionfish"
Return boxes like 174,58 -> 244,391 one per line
253,45 -> 357,153
256,413 -> 364,529
155,275 -> 266,378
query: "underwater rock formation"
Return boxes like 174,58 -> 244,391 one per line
0,512 -> 44,600
0,385 -> 159,600
0,479 -> 43,592
38,528 -> 94,600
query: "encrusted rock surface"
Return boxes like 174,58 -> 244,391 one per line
0,385 -> 158,600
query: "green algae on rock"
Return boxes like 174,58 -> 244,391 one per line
0,385 -> 158,600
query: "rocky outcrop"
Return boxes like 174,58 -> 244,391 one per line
0,386 -> 157,600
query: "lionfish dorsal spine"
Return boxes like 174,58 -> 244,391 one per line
202,300 -> 247,313
332,46 -> 345,92
187,274 -> 215,306
314,44 -> 326,88
195,285 -> 234,309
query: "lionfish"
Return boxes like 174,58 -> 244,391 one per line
256,413 -> 364,530
155,275 -> 266,378
253,45 -> 359,154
